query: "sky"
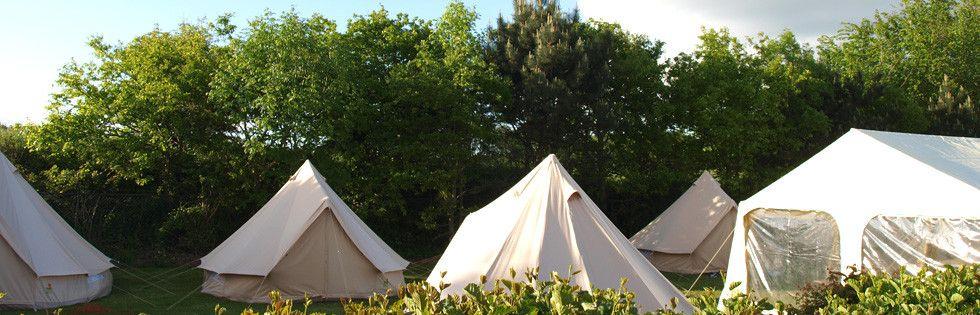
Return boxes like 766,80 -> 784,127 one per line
0,0 -> 898,125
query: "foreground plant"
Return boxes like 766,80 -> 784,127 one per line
814,264 -> 980,314
344,268 -> 671,314
683,282 -> 782,315
215,291 -> 324,315
701,264 -> 980,314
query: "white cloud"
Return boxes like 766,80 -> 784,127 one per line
577,0 -> 899,57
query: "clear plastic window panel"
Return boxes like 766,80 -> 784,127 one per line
745,209 -> 840,303
862,216 -> 980,275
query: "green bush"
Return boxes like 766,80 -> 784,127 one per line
684,282 -> 783,315
703,264 -> 980,314
342,269 -> 676,314
212,264 -> 980,314
813,265 -> 980,314
215,291 -> 325,315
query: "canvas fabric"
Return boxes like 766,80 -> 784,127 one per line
0,151 -> 113,309
427,155 -> 693,313
720,129 -> 980,305
200,161 -> 407,302
639,210 -> 736,274
201,211 -> 403,302
631,171 -> 736,273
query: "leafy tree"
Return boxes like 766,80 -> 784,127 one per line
208,3 -> 508,254
0,124 -> 46,175
210,11 -> 343,155
820,0 -> 979,136
207,11 -> 349,236
819,71 -> 930,136
385,2 -> 508,234
666,29 -> 833,198
29,24 -> 237,254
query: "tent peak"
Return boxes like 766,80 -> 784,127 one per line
294,160 -> 326,182
514,154 -> 580,199
697,170 -> 713,179
540,154 -> 560,165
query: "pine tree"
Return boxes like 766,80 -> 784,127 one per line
485,0 -> 604,165
929,75 -> 978,136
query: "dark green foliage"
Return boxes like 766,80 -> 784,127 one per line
782,265 -> 980,314
2,0 -> 976,262
819,0 -> 979,137
666,29 -> 834,198
686,282 -> 783,315
687,265 -> 980,314
343,269 -> 661,314
815,265 -> 980,314
485,0 -> 680,231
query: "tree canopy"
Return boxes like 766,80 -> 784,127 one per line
5,0 -> 976,262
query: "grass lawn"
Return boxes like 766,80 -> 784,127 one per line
1,265 -> 723,315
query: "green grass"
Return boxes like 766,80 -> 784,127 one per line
1,266 -> 723,314
0,266 -> 343,315
663,271 -> 725,301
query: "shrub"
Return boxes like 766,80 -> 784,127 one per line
215,291 -> 325,315
786,266 -> 859,313
814,264 -> 980,314
213,264 -> 980,314
692,265 -> 980,314
343,268 -> 673,314
684,282 -> 783,315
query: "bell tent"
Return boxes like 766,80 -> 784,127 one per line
0,151 -> 113,309
428,155 -> 693,313
199,161 -> 409,303
630,171 -> 737,274
720,129 -> 980,303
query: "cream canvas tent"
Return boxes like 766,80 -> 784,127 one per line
199,161 -> 409,303
630,171 -> 736,274
0,151 -> 113,309
720,129 -> 980,304
428,155 -> 693,313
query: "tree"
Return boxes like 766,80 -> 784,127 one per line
208,11 -> 349,234
928,75 -> 978,135
485,0 -> 596,166
666,29 -> 834,198
819,0 -> 979,136
207,4 -> 508,254
29,24 -> 238,252
485,1 -> 675,230
0,124 -> 45,174
819,71 -> 930,136
386,2 -> 508,234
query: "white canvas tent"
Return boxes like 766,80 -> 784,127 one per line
0,151 -> 113,309
428,155 -> 693,313
720,129 -> 980,304
200,161 -> 409,303
630,171 -> 737,274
